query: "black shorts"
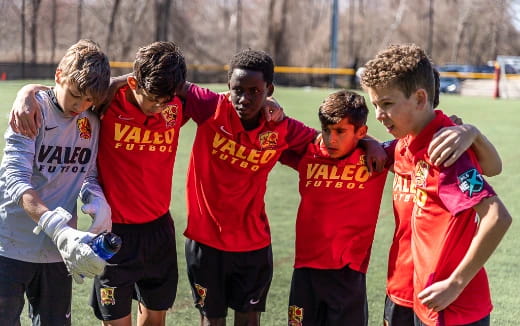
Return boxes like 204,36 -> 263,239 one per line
288,265 -> 368,326
383,295 -> 414,326
185,239 -> 273,318
90,212 -> 178,321
0,255 -> 72,326
414,313 -> 490,326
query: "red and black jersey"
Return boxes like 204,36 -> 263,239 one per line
292,141 -> 389,272
408,111 -> 496,326
97,85 -> 183,224
183,84 -> 316,252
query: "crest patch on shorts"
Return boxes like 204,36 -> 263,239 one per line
100,287 -> 116,306
288,305 -> 304,325
195,283 -> 207,308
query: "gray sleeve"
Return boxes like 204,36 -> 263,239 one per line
3,127 -> 38,204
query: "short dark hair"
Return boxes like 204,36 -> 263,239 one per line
361,43 -> 436,107
228,49 -> 274,84
133,41 -> 186,98
318,90 -> 368,130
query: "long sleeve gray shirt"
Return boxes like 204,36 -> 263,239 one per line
0,89 -> 103,263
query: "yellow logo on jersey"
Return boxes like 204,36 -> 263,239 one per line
100,287 -> 116,305
161,104 -> 178,128
77,117 -> 91,140
259,131 -> 279,149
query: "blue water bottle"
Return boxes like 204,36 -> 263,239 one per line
88,231 -> 122,260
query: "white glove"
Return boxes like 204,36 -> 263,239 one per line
81,196 -> 112,234
34,207 -> 107,284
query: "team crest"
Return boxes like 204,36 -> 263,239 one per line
77,117 -> 91,140
288,305 -> 304,325
161,104 -> 178,128
458,168 -> 484,197
259,131 -> 279,149
100,287 -> 116,305
194,284 -> 207,308
414,160 -> 430,187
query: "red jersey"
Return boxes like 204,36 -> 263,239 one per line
408,111 -> 496,326
386,138 -> 419,308
97,86 -> 183,224
290,141 -> 389,272
183,84 -> 316,252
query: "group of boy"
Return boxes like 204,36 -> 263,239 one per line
1,39 -> 511,326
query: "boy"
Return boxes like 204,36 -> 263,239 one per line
0,39 -> 111,325
281,90 -> 390,325
362,43 -> 511,326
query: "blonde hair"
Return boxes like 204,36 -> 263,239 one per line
57,39 -> 110,106
361,44 -> 436,106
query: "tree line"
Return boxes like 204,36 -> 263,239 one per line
1,0 -> 519,71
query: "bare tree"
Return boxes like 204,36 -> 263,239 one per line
106,0 -> 121,53
451,0 -> 472,62
155,0 -> 172,41
77,0 -> 83,40
50,0 -> 57,62
29,0 -> 42,63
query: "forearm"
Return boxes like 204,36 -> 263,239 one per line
446,196 -> 511,290
20,189 -> 49,223
469,125 -> 502,176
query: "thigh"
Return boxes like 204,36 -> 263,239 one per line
26,262 -> 72,326
228,245 -> 273,313
0,256 -> 32,325
185,239 -> 227,318
384,296 -> 414,326
318,266 -> 367,326
288,268 -> 317,326
135,215 -> 178,311
90,223 -> 145,321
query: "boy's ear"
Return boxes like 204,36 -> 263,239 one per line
267,83 -> 274,97
127,76 -> 138,90
415,88 -> 428,110
356,125 -> 368,139
55,69 -> 62,84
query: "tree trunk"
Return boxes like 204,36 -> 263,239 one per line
29,0 -> 42,63
155,0 -> 173,41
106,0 -> 121,53
77,0 -> 83,40
21,0 -> 26,77
50,0 -> 56,63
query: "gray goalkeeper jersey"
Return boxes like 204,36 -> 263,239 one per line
0,89 -> 103,263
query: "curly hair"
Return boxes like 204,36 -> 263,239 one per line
228,49 -> 274,84
133,41 -> 186,98
318,90 -> 368,130
57,39 -> 110,106
361,44 -> 436,106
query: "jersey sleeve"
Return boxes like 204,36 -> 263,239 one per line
278,148 -> 303,170
438,152 -> 496,216
3,126 -> 37,204
382,139 -> 397,167
184,83 -> 221,124
285,118 -> 317,156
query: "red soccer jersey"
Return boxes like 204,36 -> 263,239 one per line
386,138 -> 418,308
408,111 -> 496,326
292,141 -> 389,272
97,86 -> 183,224
183,84 -> 316,251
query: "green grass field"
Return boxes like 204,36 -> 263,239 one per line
1,81 -> 519,325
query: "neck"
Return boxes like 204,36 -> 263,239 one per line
410,108 -> 436,137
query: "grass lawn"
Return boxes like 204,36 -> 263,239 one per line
0,81 -> 518,325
